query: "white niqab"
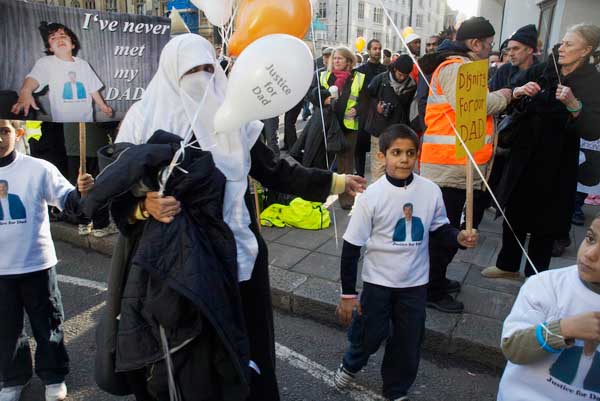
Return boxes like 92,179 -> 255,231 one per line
117,34 -> 263,282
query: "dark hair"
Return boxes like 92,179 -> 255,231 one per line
0,180 -> 8,188
383,48 -> 392,57
403,203 -> 413,210
489,51 -> 500,58
367,39 -> 382,51
378,124 -> 420,153
40,22 -> 81,57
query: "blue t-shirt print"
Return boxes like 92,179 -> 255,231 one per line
393,216 -> 424,243
0,194 -> 27,221
62,81 -> 87,100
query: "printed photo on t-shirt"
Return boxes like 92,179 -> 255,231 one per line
0,179 -> 27,222
392,203 -> 424,245
546,345 -> 600,397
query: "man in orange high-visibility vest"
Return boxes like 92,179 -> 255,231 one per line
421,17 -> 513,313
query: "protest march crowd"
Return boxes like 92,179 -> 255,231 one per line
0,1 -> 600,400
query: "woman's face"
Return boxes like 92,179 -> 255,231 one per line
578,218 -> 600,283
558,31 -> 592,67
332,53 -> 349,71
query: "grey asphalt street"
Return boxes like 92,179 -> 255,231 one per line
15,241 -> 502,401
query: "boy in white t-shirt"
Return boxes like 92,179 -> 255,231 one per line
11,22 -> 113,122
497,213 -> 600,401
333,124 -> 478,401
0,120 -> 93,401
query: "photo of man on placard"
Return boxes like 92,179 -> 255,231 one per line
11,22 -> 113,123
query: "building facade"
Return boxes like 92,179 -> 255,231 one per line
313,0 -> 446,53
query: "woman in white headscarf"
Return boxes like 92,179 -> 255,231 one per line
116,34 -> 366,401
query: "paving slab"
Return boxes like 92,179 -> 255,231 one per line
464,267 -> 524,296
457,284 -> 516,320
315,237 -> 344,257
446,261 -> 470,284
275,228 -> 334,251
292,277 -> 341,324
292,252 -> 341,282
267,243 -> 312,269
423,309 -> 459,352
268,266 -> 308,311
261,226 -> 291,242
451,314 -> 505,369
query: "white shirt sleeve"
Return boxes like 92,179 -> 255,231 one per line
43,161 -> 75,210
26,57 -> 50,92
430,185 -> 450,231
501,274 -> 556,342
343,193 -> 373,247
82,60 -> 104,94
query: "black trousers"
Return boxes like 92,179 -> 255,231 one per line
239,235 -> 280,401
0,267 -> 69,387
283,101 -> 303,150
354,130 -> 371,177
428,187 -> 488,301
261,118 -> 280,158
495,221 -> 554,277
342,283 -> 427,399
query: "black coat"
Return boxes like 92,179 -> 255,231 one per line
497,62 -> 600,236
364,71 -> 417,136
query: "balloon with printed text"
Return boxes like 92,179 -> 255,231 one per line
355,36 -> 366,52
227,0 -> 312,56
190,0 -> 233,27
214,34 -> 313,133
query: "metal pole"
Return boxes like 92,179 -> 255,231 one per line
409,0 -> 413,26
346,0 -> 350,44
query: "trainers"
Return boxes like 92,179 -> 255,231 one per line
78,223 -> 92,236
446,279 -> 461,295
333,364 -> 355,391
91,223 -> 119,238
45,382 -> 67,401
0,385 -> 24,401
427,295 -> 464,313
481,266 -> 521,280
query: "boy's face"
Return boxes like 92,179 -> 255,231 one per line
578,218 -> 600,283
0,120 -> 18,158
48,29 -> 75,57
378,138 -> 419,180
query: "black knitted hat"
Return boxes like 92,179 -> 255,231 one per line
508,24 -> 538,49
390,54 -> 414,74
456,17 -> 495,41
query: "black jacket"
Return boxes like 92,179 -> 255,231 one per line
496,62 -> 600,236
364,71 -> 417,136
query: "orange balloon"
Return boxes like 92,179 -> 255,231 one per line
355,36 -> 366,52
228,0 -> 312,56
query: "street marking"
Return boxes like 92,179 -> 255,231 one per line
57,274 -> 108,291
56,274 -> 384,400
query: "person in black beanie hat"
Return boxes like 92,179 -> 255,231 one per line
364,54 -> 417,180
418,15 -> 513,314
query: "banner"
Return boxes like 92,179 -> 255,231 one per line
0,0 -> 170,123
455,60 -> 488,159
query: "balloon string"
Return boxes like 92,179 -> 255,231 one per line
309,6 -> 339,249
377,0 -> 540,275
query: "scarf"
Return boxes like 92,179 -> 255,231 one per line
332,70 -> 351,89
389,72 -> 407,95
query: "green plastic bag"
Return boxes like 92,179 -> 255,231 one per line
260,197 -> 331,230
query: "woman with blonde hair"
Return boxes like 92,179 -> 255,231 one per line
313,46 -> 367,209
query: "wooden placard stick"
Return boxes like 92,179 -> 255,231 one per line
252,177 -> 261,232
465,159 -> 474,233
79,122 -> 87,196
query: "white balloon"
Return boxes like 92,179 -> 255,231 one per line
214,34 -> 314,133
191,0 -> 232,27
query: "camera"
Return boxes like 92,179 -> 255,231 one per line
381,101 -> 395,118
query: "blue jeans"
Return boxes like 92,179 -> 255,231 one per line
0,267 -> 69,387
343,282 -> 427,399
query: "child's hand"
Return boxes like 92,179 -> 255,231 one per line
77,173 -> 94,193
457,229 -> 478,248
336,297 -> 361,326
560,312 -> 600,343
100,104 -> 113,117
344,175 -> 367,197
11,93 -> 39,116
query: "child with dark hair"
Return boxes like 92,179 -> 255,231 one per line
334,124 -> 478,401
11,22 -> 112,122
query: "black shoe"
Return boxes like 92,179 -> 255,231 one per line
427,295 -> 464,313
446,279 -> 461,295
552,238 -> 571,257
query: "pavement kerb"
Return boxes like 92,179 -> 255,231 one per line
51,222 -> 507,370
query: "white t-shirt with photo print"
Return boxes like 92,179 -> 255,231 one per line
0,152 -> 74,275
27,55 -> 103,122
343,174 -> 449,289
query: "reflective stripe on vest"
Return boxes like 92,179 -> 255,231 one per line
319,71 -> 366,130
422,58 -> 494,165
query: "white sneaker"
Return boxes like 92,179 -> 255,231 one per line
0,385 -> 24,401
333,364 -> 355,391
91,223 -> 118,238
78,223 -> 92,236
45,382 -> 67,401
